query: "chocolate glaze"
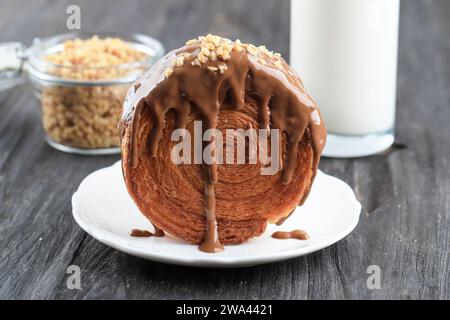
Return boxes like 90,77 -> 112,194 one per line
120,39 -> 326,253
152,225 -> 165,237
129,226 -> 165,237
130,229 -> 152,237
272,230 -> 310,240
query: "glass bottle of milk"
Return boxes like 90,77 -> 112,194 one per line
290,0 -> 400,157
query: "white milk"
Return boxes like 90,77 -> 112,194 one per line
290,0 -> 400,137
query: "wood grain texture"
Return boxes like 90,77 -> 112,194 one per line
0,0 -> 449,299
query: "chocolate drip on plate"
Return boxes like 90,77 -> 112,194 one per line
272,230 -> 310,240
130,228 -> 165,238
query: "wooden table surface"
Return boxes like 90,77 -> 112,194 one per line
0,0 -> 449,300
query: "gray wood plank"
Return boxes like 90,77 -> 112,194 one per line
0,0 -> 448,299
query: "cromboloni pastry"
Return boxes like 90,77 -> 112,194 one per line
120,35 -> 326,252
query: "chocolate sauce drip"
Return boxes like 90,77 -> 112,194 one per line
152,225 -> 165,237
130,229 -> 152,237
199,182 -> 224,253
130,224 -> 164,238
121,41 -> 326,253
272,230 -> 310,240
275,207 -> 296,226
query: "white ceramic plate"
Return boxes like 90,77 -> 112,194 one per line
72,161 -> 361,268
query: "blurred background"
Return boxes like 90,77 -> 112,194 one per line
0,0 -> 290,57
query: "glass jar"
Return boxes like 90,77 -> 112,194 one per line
0,32 -> 164,155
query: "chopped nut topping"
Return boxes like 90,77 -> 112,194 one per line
191,58 -> 201,67
175,56 -> 185,67
246,44 -> 258,56
164,68 -> 174,78
218,64 -> 228,74
205,33 -> 221,46
186,39 -> 198,46
221,51 -> 231,60
258,45 -> 268,53
174,34 -> 286,75
274,60 -> 283,69
198,54 -> 208,64
201,47 -> 211,56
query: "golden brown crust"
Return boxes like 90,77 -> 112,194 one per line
120,35 -> 325,247
121,96 -> 315,245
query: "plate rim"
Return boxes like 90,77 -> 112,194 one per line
71,162 -> 361,268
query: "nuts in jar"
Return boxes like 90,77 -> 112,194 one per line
42,36 -> 147,150
27,33 -> 164,154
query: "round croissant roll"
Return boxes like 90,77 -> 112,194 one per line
120,35 -> 326,252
